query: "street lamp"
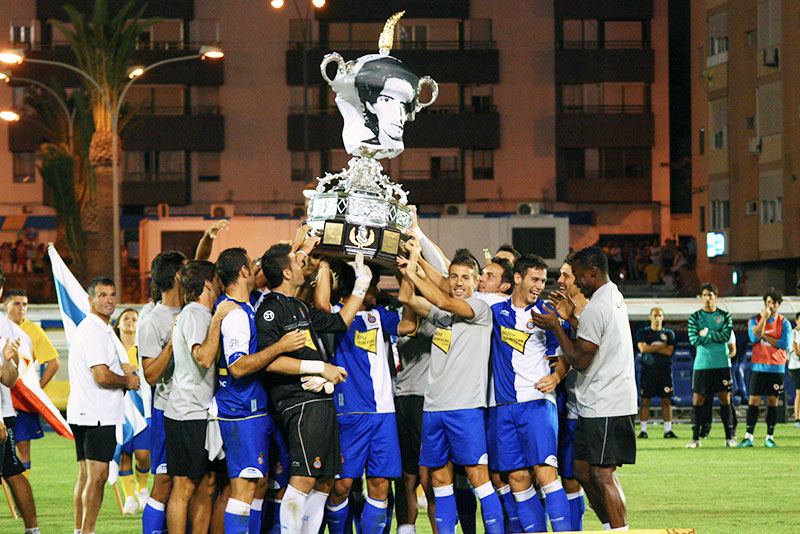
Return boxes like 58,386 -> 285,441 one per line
1,73 -> 76,148
0,46 -> 223,289
271,0 -> 325,185
0,110 -> 21,122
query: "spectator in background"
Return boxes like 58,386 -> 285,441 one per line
0,242 -> 13,274
14,240 -> 27,274
789,313 -> 800,428
31,245 -> 46,274
643,260 -> 661,285
686,237 -> 698,268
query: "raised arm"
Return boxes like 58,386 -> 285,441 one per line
195,220 -> 230,260
313,260 -> 333,313
408,267 -> 475,319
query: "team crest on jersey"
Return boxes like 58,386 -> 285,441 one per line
774,383 -> 782,391
664,386 -> 673,393
275,462 -> 283,474
660,333 -> 667,341
263,310 -> 275,322
367,314 -> 377,324
354,329 -> 378,353
258,452 -> 264,465
501,326 -> 531,353
715,316 -> 722,323
313,457 -> 322,469
432,328 -> 452,353
722,379 -> 730,386
526,319 -> 535,330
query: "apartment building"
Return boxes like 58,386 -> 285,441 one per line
691,0 -> 799,294
1,0 -> 681,258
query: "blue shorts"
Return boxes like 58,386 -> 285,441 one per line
150,408 -> 167,474
557,417 -> 577,479
338,412 -> 402,479
14,411 -> 44,442
494,400 -> 559,472
420,408 -> 488,468
122,418 -> 151,454
486,407 -> 501,471
268,415 -> 291,489
219,414 -> 272,479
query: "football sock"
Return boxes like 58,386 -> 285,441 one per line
360,496 -> 389,534
300,489 -> 329,534
326,499 -> 350,534
664,421 -> 672,433
224,498 -> 251,534
640,421 -> 647,433
474,482 -> 503,534
396,525 -> 415,534
142,497 -> 167,534
720,403 -> 733,440
566,491 -> 585,532
281,485 -> 309,534
542,480 -> 571,532
513,486 -> 546,533
136,464 -> 150,492
746,405 -> 759,435
691,405 -> 702,440
497,484 -> 523,533
455,484 -> 477,534
119,469 -> 135,499
432,485 -> 458,534
766,405 -> 778,436
249,498 -> 263,534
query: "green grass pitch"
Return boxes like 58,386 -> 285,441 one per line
3,422 -> 800,533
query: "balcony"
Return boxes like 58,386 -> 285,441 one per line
37,0 -> 195,20
554,0 -> 653,20
122,172 -> 188,206
287,108 -> 499,151
315,1 -> 470,22
396,171 -> 465,204
287,45 -> 498,85
7,49 -> 224,87
557,171 -> 651,203
556,113 -> 654,147
555,48 -> 654,84
8,112 -> 224,152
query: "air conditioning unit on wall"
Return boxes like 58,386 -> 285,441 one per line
517,202 -> 542,216
443,204 -> 467,216
210,204 -> 234,218
747,137 -> 762,155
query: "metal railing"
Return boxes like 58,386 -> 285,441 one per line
123,171 -> 184,182
557,39 -> 650,50
128,105 -> 221,116
398,170 -> 462,181
559,169 -> 648,180
289,39 -> 496,50
559,104 -> 649,114
12,40 -> 221,51
288,104 -> 495,114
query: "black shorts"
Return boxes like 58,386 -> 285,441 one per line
574,415 -> 636,467
2,417 -> 25,478
281,398 -> 341,477
748,371 -> 784,397
789,368 -> 800,389
395,395 -> 424,476
640,366 -> 674,399
692,368 -> 732,396
70,424 -> 116,463
165,417 -> 212,479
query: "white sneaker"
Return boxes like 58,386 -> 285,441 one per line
685,440 -> 701,448
416,491 -> 428,511
725,439 -> 738,447
123,495 -> 139,515
136,488 -> 150,511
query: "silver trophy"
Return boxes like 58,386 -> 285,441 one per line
307,12 -> 438,265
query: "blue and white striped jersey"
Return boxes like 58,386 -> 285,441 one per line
490,297 -> 568,405
331,305 -> 401,414
215,295 -> 267,419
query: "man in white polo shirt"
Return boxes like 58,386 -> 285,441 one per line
532,246 -> 637,531
67,277 -> 140,534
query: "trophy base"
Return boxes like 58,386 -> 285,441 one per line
316,220 -> 406,271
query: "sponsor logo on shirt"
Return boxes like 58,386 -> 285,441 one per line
501,326 -> 531,353
354,329 -> 378,353
432,328 -> 452,353
304,330 -> 316,350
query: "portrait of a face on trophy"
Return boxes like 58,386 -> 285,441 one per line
321,11 -> 438,160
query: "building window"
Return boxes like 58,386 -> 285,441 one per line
473,150 -> 494,180
760,198 -> 782,224
13,152 -> 36,183
430,156 -> 459,180
757,82 -> 782,137
124,151 -> 185,181
707,12 -> 728,65
398,24 -> 428,50
196,152 -> 221,182
557,148 -> 650,180
126,85 -> 185,115
559,83 -> 648,113
604,20 -> 644,49
757,0 -> 781,59
699,206 -> 706,233
709,199 -> 730,230
10,21 -> 35,45
561,19 -> 598,49
710,99 -> 728,149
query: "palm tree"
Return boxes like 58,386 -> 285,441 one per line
50,0 -> 159,280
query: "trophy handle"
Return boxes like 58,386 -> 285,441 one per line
320,53 -> 345,85
416,76 -> 439,111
